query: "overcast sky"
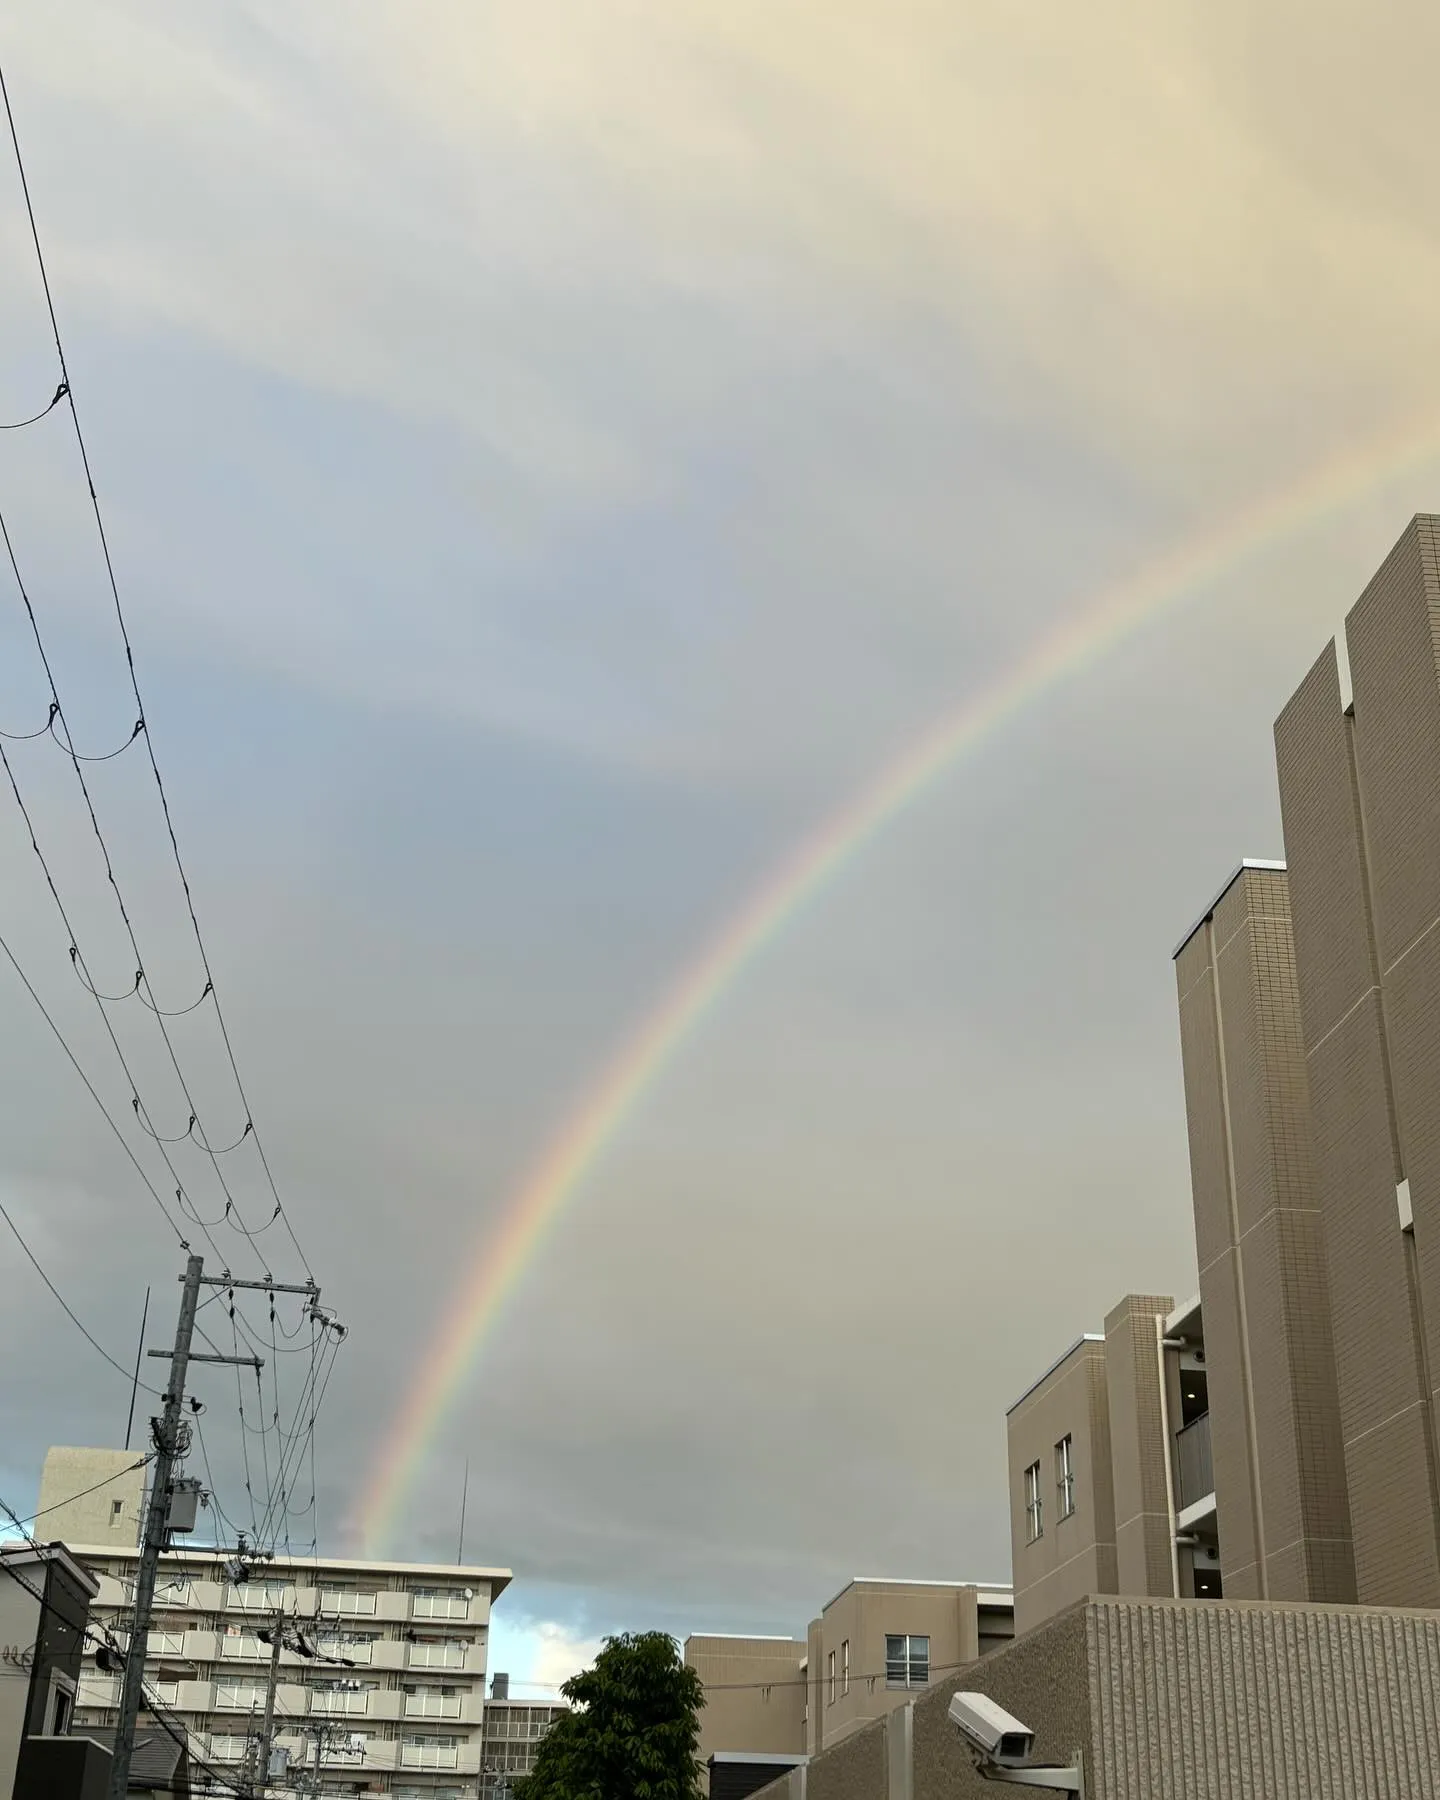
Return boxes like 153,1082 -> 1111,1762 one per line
3,0 -> 1440,1691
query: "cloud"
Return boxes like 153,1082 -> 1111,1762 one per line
486,1614 -> 605,1698
3,0 -> 1440,1672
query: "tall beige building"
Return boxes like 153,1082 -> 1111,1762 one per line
1173,861 -> 1355,1604
1273,512 -> 1440,1607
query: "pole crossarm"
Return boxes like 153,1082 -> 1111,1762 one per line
146,1350 -> 263,1368
193,1275 -> 320,1296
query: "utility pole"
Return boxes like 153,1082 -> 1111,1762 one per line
108,1257 -> 265,1800
247,1605 -> 287,1799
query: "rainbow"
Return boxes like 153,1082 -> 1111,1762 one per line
359,413 -> 1440,1554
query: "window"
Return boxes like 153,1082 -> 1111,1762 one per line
827,1649 -> 836,1703
49,1680 -> 74,1735
1056,1434 -> 1075,1519
1024,1460 -> 1043,1542
841,1638 -> 849,1697
110,1500 -> 124,1520
884,1635 -> 929,1687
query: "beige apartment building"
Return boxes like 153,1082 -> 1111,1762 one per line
1272,513 -> 1440,1608
42,1449 -> 510,1797
687,1578 -> 1012,1783
1006,1294 -> 1219,1635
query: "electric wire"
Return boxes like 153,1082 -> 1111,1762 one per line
0,58 -> 342,1575
0,506 -> 272,1260
0,55 -> 312,1280
0,919 -> 186,1247
0,379 -> 64,428
0,736 -> 233,1270
0,1195 -> 163,1393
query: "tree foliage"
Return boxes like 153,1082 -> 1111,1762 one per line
512,1631 -> 705,1800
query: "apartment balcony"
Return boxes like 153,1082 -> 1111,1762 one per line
412,1594 -> 471,1622
313,1636 -> 375,1666
310,1689 -> 371,1716
404,1694 -> 462,1720
401,1741 -> 460,1771
408,1644 -> 469,1671
1175,1411 -> 1214,1512
317,1589 -> 379,1617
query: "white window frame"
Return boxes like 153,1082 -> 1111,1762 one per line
826,1649 -> 835,1704
841,1638 -> 849,1697
1024,1459 -> 1044,1542
1056,1434 -> 1076,1519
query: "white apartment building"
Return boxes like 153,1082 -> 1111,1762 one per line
68,1539 -> 510,1798
478,1676 -> 568,1799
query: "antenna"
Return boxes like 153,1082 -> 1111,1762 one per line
124,1286 -> 150,1453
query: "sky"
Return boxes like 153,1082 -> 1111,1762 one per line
3,0 -> 1440,1694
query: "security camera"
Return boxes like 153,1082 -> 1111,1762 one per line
949,1693 -> 1036,1768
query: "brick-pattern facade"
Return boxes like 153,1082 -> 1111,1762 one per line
1103,1294 -> 1177,1599
752,1598 -> 1440,1800
1274,514 -> 1440,1607
1174,866 -> 1354,1603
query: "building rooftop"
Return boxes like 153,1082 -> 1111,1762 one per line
1006,1333 -> 1106,1417
1172,857 -> 1287,960
1,1540 -> 101,1598
821,1576 -> 1012,1614
64,1541 -> 512,1596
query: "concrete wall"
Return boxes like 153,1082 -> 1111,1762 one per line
809,1583 -> 981,1752
37,1448 -> 145,1551
0,1560 -> 41,1799
687,1636 -> 806,1760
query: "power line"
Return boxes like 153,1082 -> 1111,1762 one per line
0,513 -> 275,1270
0,54 -> 312,1282
0,59 -> 343,1572
0,920 -> 186,1246
0,1195 -> 162,1393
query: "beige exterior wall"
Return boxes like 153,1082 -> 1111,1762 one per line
685,1636 -> 806,1761
37,1447 -> 146,1551
1103,1294 -> 1177,1600
1274,513 -> 1440,1607
806,1582 -> 994,1755
1008,1298 -> 1179,1634
752,1596 -> 1440,1800
1174,864 -> 1355,1604
1006,1339 -> 1115,1635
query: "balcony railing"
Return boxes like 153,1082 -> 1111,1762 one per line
311,1690 -> 371,1715
402,1742 -> 460,1769
404,1694 -> 462,1719
408,1644 -> 467,1670
319,1591 -> 378,1616
1176,1411 -> 1214,1510
412,1593 -> 470,1620
315,1639 -> 373,1664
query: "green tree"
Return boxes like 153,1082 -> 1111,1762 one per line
512,1631 -> 705,1800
